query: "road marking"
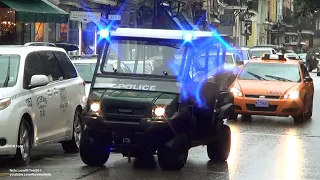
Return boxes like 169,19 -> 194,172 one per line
235,132 -> 320,138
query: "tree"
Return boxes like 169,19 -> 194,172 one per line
293,0 -> 320,17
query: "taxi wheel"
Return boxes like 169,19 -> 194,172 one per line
241,114 -> 251,121
13,118 -> 32,166
61,109 -> 83,153
293,98 -> 308,124
227,113 -> 238,121
207,124 -> 231,161
305,100 -> 313,119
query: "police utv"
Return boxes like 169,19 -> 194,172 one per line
80,27 -> 234,170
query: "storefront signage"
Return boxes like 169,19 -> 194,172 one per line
70,11 -> 101,23
108,14 -> 121,21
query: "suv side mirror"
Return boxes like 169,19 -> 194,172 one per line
304,76 -> 313,82
29,75 -> 49,88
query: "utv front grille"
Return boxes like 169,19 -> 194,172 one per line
104,106 -> 152,122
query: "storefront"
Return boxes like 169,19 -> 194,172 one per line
0,0 -> 69,45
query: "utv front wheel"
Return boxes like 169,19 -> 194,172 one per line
207,125 -> 231,161
157,138 -> 189,170
80,129 -> 110,166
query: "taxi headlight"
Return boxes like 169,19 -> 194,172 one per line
230,87 -> 243,97
90,102 -> 100,112
0,98 -> 11,111
283,91 -> 299,99
154,107 -> 165,116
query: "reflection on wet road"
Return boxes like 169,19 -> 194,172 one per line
1,73 -> 320,180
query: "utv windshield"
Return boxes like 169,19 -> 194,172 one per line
0,55 -> 20,87
101,40 -> 184,77
100,39 -> 227,80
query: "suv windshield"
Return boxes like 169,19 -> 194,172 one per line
238,62 -> 301,82
0,55 -> 20,87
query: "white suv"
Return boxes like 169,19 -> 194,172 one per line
0,45 -> 86,166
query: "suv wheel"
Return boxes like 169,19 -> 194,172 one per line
207,124 -> 231,161
157,136 -> 189,170
61,109 -> 83,153
13,118 -> 32,166
80,129 -> 110,166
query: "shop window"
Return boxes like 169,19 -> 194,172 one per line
60,23 -> 68,42
48,23 -> 56,42
81,22 -> 96,55
23,23 -> 31,43
35,22 -> 44,42
0,8 -> 15,44
68,20 -> 79,45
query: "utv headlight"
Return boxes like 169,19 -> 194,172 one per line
0,98 -> 11,110
90,102 -> 100,112
154,107 -> 165,116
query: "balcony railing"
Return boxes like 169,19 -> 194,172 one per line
224,0 -> 258,12
293,17 -> 316,31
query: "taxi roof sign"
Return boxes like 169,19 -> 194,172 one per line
261,54 -> 286,60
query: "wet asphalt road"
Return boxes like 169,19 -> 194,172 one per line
1,73 -> 320,180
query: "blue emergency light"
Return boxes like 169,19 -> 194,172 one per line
183,33 -> 193,42
98,29 -> 110,38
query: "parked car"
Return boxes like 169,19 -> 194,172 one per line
284,53 -> 300,60
305,47 -> 320,72
298,53 -> 307,65
249,47 -> 276,58
72,59 -> 132,97
0,45 -> 86,166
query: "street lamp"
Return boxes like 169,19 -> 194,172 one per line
263,20 -> 272,44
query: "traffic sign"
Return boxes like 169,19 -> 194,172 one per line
244,24 -> 252,35
108,14 -> 121,21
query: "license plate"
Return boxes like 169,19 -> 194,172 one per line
255,100 -> 269,107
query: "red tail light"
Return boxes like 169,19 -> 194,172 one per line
82,82 -> 86,86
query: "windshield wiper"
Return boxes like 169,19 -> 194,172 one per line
265,75 -> 292,82
246,71 -> 267,80
3,57 -> 11,87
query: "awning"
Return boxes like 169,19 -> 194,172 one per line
0,0 -> 69,23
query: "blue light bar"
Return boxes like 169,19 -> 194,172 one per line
183,33 -> 193,42
98,29 -> 110,38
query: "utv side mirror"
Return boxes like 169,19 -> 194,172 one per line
304,76 -> 313,82
29,75 -> 49,88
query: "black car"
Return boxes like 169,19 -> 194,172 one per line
305,47 -> 320,73
80,28 -> 234,170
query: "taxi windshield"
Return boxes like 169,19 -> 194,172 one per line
102,40 -> 185,77
0,55 -> 20,87
238,62 -> 301,82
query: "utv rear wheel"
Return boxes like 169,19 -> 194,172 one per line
207,125 -> 231,161
13,118 -> 32,166
61,109 -> 83,153
80,129 -> 110,166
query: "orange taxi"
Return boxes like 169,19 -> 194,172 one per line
229,54 -> 314,123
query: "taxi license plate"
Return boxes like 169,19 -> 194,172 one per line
255,100 -> 269,107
